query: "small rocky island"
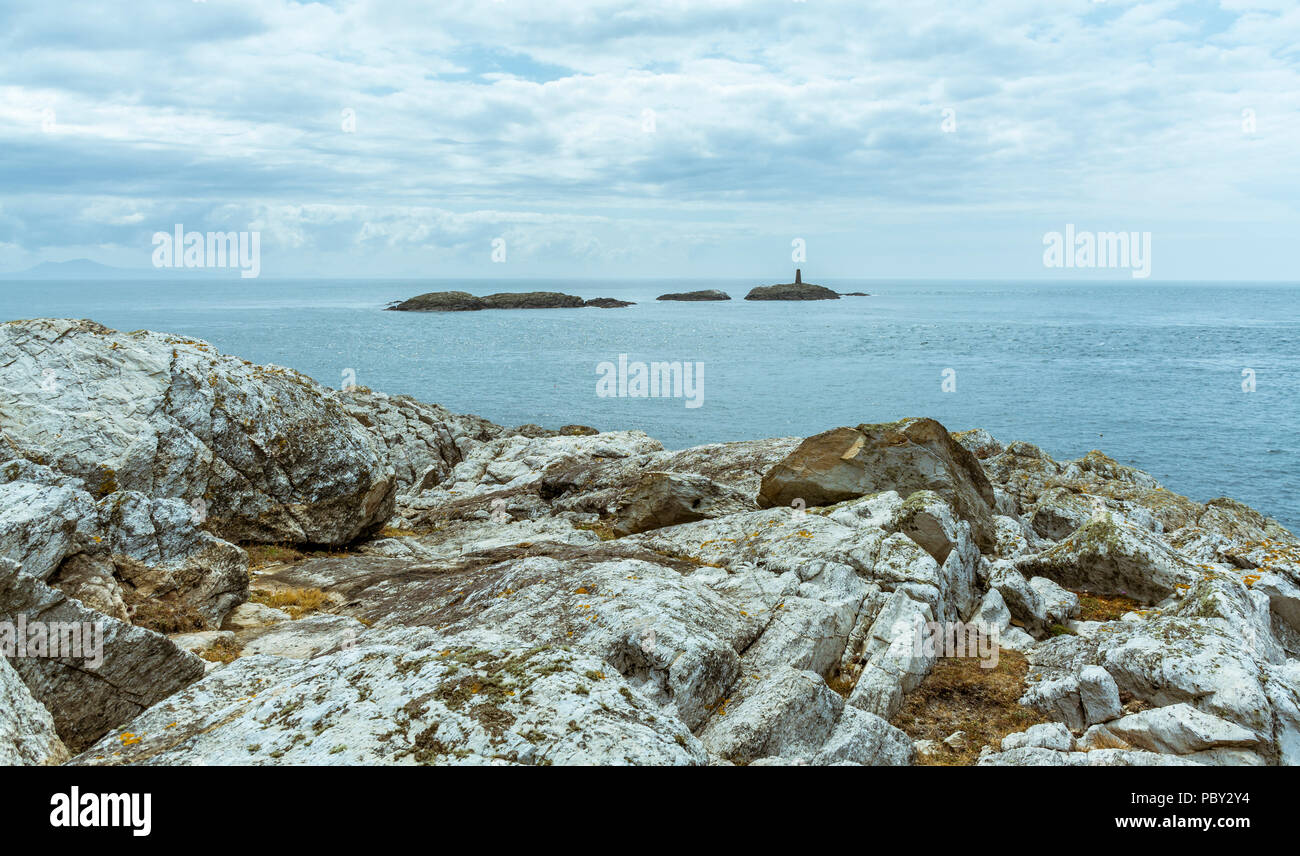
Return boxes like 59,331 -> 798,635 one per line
657,289 -> 731,301
745,269 -> 840,301
388,291 -> 632,311
3,318 -> 1298,768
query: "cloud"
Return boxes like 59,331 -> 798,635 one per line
0,0 -> 1297,278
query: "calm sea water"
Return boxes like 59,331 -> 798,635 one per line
4,278 -> 1298,531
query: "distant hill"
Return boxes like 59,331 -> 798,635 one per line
0,259 -> 144,280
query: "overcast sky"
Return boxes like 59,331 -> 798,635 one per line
1,0 -> 1297,279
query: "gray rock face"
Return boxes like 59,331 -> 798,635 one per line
987,562 -> 1077,636
1,458 -> 248,628
0,655 -> 70,766
0,319 -> 395,546
1,559 -> 205,752
71,626 -> 707,766
1001,721 -> 1073,752
338,388 -> 486,493
758,419 -> 998,551
1015,514 -> 1198,601
951,428 -> 1004,460
984,442 -> 1294,545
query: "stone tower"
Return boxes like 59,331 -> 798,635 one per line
795,268 -> 802,284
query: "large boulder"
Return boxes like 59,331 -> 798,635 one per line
0,318 -> 395,545
1079,703 -> 1261,755
758,419 -> 998,551
1015,513 -> 1198,602
605,472 -> 754,536
986,562 -> 1079,636
0,460 -> 98,583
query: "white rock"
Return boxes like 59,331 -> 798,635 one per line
1000,721 -> 1073,752
222,602 -> 291,631
69,627 -> 705,766
700,668 -> 842,763
0,656 -> 70,766
1077,665 -> 1122,725
0,319 -> 396,546
1086,703 -> 1261,755
812,706 -> 914,766
237,614 -> 367,659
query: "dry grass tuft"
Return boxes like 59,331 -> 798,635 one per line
891,651 -> 1049,766
249,587 -> 331,619
572,520 -> 618,541
128,597 -> 207,635
200,636 -> 243,664
1073,589 -> 1143,622
245,543 -> 305,570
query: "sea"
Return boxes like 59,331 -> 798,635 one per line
4,278 -> 1297,531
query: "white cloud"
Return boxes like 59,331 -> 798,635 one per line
0,0 -> 1297,278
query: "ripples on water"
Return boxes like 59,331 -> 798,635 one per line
6,278 -> 1298,530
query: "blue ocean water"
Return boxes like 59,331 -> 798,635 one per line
4,278 -> 1297,530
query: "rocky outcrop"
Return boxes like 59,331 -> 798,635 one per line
386,290 -> 486,311
483,292 -> 586,310
387,291 -> 602,311
745,270 -> 839,301
1015,514 -> 1198,601
1078,703 -> 1261,755
656,290 -> 731,301
583,298 -> 635,308
745,283 -> 840,301
0,319 -> 395,546
757,419 -> 998,551
71,626 -> 706,766
5,320 -> 1298,767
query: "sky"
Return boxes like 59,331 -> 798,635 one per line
1,0 -> 1297,280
